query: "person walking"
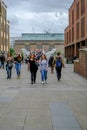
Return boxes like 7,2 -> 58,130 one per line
14,53 -> 22,79
6,52 -> 13,79
28,53 -> 38,84
55,52 -> 65,81
0,53 -> 5,69
48,54 -> 55,73
39,54 -> 48,84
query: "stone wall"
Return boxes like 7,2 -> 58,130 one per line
14,40 -> 64,53
74,48 -> 87,78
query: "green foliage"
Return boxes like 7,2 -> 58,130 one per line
10,48 -> 15,56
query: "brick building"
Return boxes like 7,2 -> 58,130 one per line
0,0 -> 10,52
14,33 -> 64,53
64,0 -> 87,59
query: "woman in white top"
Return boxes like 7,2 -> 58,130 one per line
39,54 -> 48,84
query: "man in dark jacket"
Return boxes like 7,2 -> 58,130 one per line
0,53 -> 5,69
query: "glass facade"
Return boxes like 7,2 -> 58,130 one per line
21,33 -> 64,41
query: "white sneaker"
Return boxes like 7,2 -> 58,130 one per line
41,81 -> 44,84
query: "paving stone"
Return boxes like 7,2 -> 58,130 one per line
0,64 -> 87,130
50,103 -> 82,130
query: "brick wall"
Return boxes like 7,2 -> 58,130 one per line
64,0 -> 87,59
74,48 -> 87,77
74,60 -> 80,73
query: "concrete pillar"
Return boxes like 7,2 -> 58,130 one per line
74,44 -> 77,56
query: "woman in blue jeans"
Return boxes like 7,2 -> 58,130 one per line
14,54 -> 22,79
40,54 -> 48,84
6,52 -> 13,79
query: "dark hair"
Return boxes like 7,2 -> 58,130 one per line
57,52 -> 60,56
41,54 -> 47,60
30,53 -> 35,59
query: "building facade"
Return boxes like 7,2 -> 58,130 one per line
14,33 -> 64,53
64,0 -> 87,59
0,0 -> 10,52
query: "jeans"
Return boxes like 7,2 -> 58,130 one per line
0,62 -> 4,69
15,63 -> 21,77
41,69 -> 47,81
6,66 -> 12,79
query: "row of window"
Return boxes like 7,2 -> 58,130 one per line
69,0 -> 85,26
0,44 -> 9,51
65,0 -> 86,45
65,17 -> 85,45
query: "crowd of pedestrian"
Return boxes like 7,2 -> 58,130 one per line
0,51 -> 65,83
0,52 -> 22,79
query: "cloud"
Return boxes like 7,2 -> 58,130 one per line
4,0 -> 73,36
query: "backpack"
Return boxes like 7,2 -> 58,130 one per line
56,59 -> 62,68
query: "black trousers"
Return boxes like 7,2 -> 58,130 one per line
56,68 -> 62,80
30,71 -> 37,83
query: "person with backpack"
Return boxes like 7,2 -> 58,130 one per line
55,53 -> 65,81
48,54 -> 55,74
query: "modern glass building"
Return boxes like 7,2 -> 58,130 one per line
21,33 -> 64,41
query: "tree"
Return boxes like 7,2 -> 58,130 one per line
10,48 -> 15,56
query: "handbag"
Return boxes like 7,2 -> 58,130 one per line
8,62 -> 13,68
35,62 -> 38,70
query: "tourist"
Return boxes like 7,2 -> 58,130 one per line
14,53 -> 22,79
55,52 -> 65,81
0,52 -> 5,69
48,54 -> 55,73
39,54 -> 48,84
27,53 -> 38,84
6,52 -> 13,79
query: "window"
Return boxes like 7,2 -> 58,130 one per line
76,22 -> 79,40
25,45 -> 30,51
67,32 -> 68,44
81,0 -> 85,15
49,45 -> 54,51
76,2 -> 79,20
81,17 -> 85,37
69,29 -> 71,43
72,27 -> 74,42
37,45 -> 42,49
0,1 -> 2,14
72,9 -> 74,25
69,14 -> 71,27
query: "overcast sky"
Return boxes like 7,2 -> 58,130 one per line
4,0 -> 73,37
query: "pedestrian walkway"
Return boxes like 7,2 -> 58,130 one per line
0,64 -> 87,130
